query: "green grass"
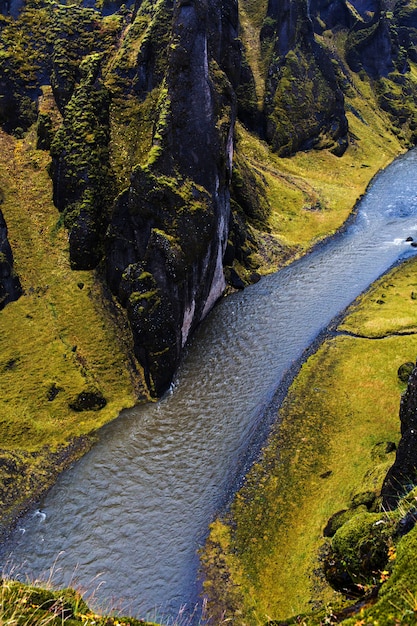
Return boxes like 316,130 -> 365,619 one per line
236,52 -> 406,275
0,578 -> 159,626
339,255 -> 417,337
0,127 -> 147,526
202,255 -> 417,624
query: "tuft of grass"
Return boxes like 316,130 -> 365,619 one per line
0,576 -> 160,626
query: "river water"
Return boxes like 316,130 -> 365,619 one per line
3,150 -> 417,623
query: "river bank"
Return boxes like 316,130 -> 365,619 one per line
202,252 -> 417,624
0,128 -> 149,539
0,66 -> 405,546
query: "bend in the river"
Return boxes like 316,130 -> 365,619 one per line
3,149 -> 417,623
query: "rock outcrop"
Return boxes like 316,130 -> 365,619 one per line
262,0 -> 349,156
0,206 -> 21,309
106,0 -> 238,395
382,362 -> 417,508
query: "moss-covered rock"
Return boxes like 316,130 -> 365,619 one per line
382,362 -> 417,507
324,512 -> 395,592
50,54 -> 113,269
263,10 -> 348,156
345,14 -> 398,78
398,361 -> 414,382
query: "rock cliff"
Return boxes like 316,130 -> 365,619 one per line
0,207 -> 21,309
105,0 -> 238,395
2,0 -> 417,394
382,361 -> 417,508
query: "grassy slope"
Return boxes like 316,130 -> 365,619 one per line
202,255 -> 417,624
0,127 -> 148,528
242,91 -> 403,273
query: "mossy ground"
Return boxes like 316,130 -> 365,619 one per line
0,128 -> 147,529
202,256 -> 417,624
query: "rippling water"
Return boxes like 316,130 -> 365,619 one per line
3,150 -> 417,622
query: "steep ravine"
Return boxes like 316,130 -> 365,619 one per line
3,147 -> 417,622
2,0 -> 417,398
3,0 -> 417,623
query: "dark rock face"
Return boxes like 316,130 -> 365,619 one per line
0,207 -> 22,310
106,0 -> 237,396
68,390 -> 107,412
263,0 -> 349,156
382,362 -> 417,508
309,0 -> 350,32
345,14 -> 397,78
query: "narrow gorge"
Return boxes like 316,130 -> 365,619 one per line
2,0 -> 417,623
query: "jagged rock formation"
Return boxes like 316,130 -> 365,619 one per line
382,361 -> 417,508
262,0 -> 349,155
0,206 -> 21,309
2,0 -> 417,394
105,0 -> 238,394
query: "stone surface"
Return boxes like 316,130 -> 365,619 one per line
0,208 -> 22,310
382,362 -> 417,507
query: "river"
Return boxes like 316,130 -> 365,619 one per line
2,149 -> 417,623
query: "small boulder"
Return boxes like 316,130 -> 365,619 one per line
69,390 -> 107,412
398,362 -> 415,383
350,491 -> 376,509
323,505 -> 367,538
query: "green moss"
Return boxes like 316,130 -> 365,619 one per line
331,512 -> 395,584
109,89 -> 160,189
374,68 -> 417,145
264,40 -> 346,156
231,148 -> 271,226
129,289 -> 159,306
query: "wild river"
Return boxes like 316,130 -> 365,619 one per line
2,149 -> 417,623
